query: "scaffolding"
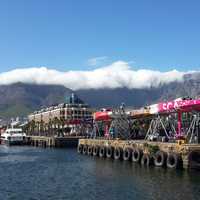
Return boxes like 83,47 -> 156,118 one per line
186,112 -> 200,144
145,115 -> 176,141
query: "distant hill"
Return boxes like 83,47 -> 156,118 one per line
0,83 -> 72,118
0,72 -> 199,118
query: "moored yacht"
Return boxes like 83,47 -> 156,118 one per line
1,128 -> 26,145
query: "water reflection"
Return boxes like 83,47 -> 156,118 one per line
0,146 -> 199,200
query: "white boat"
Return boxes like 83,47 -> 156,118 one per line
1,128 -> 26,145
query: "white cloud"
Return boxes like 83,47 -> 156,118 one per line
87,56 -> 108,66
0,61 -> 195,90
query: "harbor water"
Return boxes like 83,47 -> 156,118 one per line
0,146 -> 199,200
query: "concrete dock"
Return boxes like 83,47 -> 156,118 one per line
78,139 -> 200,170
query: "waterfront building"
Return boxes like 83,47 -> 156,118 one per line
27,93 -> 93,137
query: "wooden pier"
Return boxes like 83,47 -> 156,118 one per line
78,139 -> 200,170
26,136 -> 85,148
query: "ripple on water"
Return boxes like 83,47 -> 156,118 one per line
0,146 -> 200,200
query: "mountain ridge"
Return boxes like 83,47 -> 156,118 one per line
0,72 -> 199,118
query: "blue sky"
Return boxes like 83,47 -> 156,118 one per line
0,0 -> 200,73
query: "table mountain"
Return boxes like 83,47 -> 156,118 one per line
0,72 -> 199,118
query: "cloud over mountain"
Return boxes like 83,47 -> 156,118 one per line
0,61 -> 194,90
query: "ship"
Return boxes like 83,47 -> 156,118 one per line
1,128 -> 26,145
